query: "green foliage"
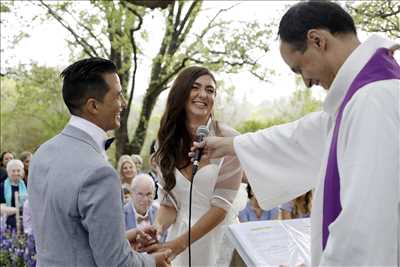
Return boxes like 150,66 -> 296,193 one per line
236,117 -> 289,134
0,2 -> 11,13
347,0 -> 400,39
236,87 -> 322,134
1,65 -> 68,153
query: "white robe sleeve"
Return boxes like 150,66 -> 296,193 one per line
233,111 -> 330,210
320,80 -> 400,266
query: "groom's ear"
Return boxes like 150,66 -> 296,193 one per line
85,97 -> 100,115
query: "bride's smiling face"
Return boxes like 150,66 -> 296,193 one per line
185,75 -> 216,122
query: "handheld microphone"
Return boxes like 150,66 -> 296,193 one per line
192,125 -> 209,176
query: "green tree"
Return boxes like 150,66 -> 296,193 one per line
347,0 -> 400,39
31,0 -> 274,160
236,117 -> 289,134
1,65 -> 68,153
236,80 -> 322,134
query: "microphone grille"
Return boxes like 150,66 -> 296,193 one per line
196,125 -> 209,138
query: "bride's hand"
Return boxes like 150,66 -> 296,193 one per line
141,237 -> 187,258
162,238 -> 187,257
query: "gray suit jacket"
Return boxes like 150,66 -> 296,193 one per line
28,125 -> 155,267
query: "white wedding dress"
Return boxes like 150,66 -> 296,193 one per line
158,125 -> 245,267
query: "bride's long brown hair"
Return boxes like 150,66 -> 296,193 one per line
154,66 -> 217,192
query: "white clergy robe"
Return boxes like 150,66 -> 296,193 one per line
234,35 -> 400,266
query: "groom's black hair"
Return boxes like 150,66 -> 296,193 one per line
61,57 -> 117,115
278,1 -> 357,53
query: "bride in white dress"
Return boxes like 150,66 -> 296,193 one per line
152,66 -> 243,267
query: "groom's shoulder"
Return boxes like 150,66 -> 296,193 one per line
32,132 -> 63,160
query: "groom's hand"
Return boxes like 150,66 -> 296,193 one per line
140,237 -> 186,260
126,226 -> 158,250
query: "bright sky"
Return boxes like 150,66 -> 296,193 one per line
1,1 -> 320,105
1,1 -> 396,106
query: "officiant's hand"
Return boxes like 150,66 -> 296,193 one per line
126,226 -> 158,250
189,136 -> 235,159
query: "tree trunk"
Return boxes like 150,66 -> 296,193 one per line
128,88 -> 160,154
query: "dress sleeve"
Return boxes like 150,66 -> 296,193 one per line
210,124 -> 243,211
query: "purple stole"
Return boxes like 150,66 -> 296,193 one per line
322,47 -> 400,250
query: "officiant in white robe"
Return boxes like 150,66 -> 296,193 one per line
235,34 -> 399,266
192,2 -> 399,266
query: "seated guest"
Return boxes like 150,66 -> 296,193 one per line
279,202 -> 294,220
0,151 -> 15,184
122,187 -> 132,205
291,190 -> 312,218
0,159 -> 27,229
123,173 -> 157,230
19,151 -> 32,185
117,155 -> 138,189
239,183 -> 291,222
131,154 -> 143,172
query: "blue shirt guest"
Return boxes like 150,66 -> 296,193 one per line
239,183 -> 291,222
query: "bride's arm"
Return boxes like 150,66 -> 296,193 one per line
154,204 -> 177,234
161,206 -> 227,256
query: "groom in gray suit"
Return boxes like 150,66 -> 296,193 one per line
28,58 -> 170,266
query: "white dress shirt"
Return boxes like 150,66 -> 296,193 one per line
68,115 -> 109,160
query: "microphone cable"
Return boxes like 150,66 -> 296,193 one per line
188,125 -> 208,267
188,167 -> 194,267
188,147 -> 202,267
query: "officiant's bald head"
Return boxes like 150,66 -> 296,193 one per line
278,1 -> 361,90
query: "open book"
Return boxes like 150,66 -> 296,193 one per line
226,218 -> 311,267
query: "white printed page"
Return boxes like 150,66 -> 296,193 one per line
227,219 -> 310,266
